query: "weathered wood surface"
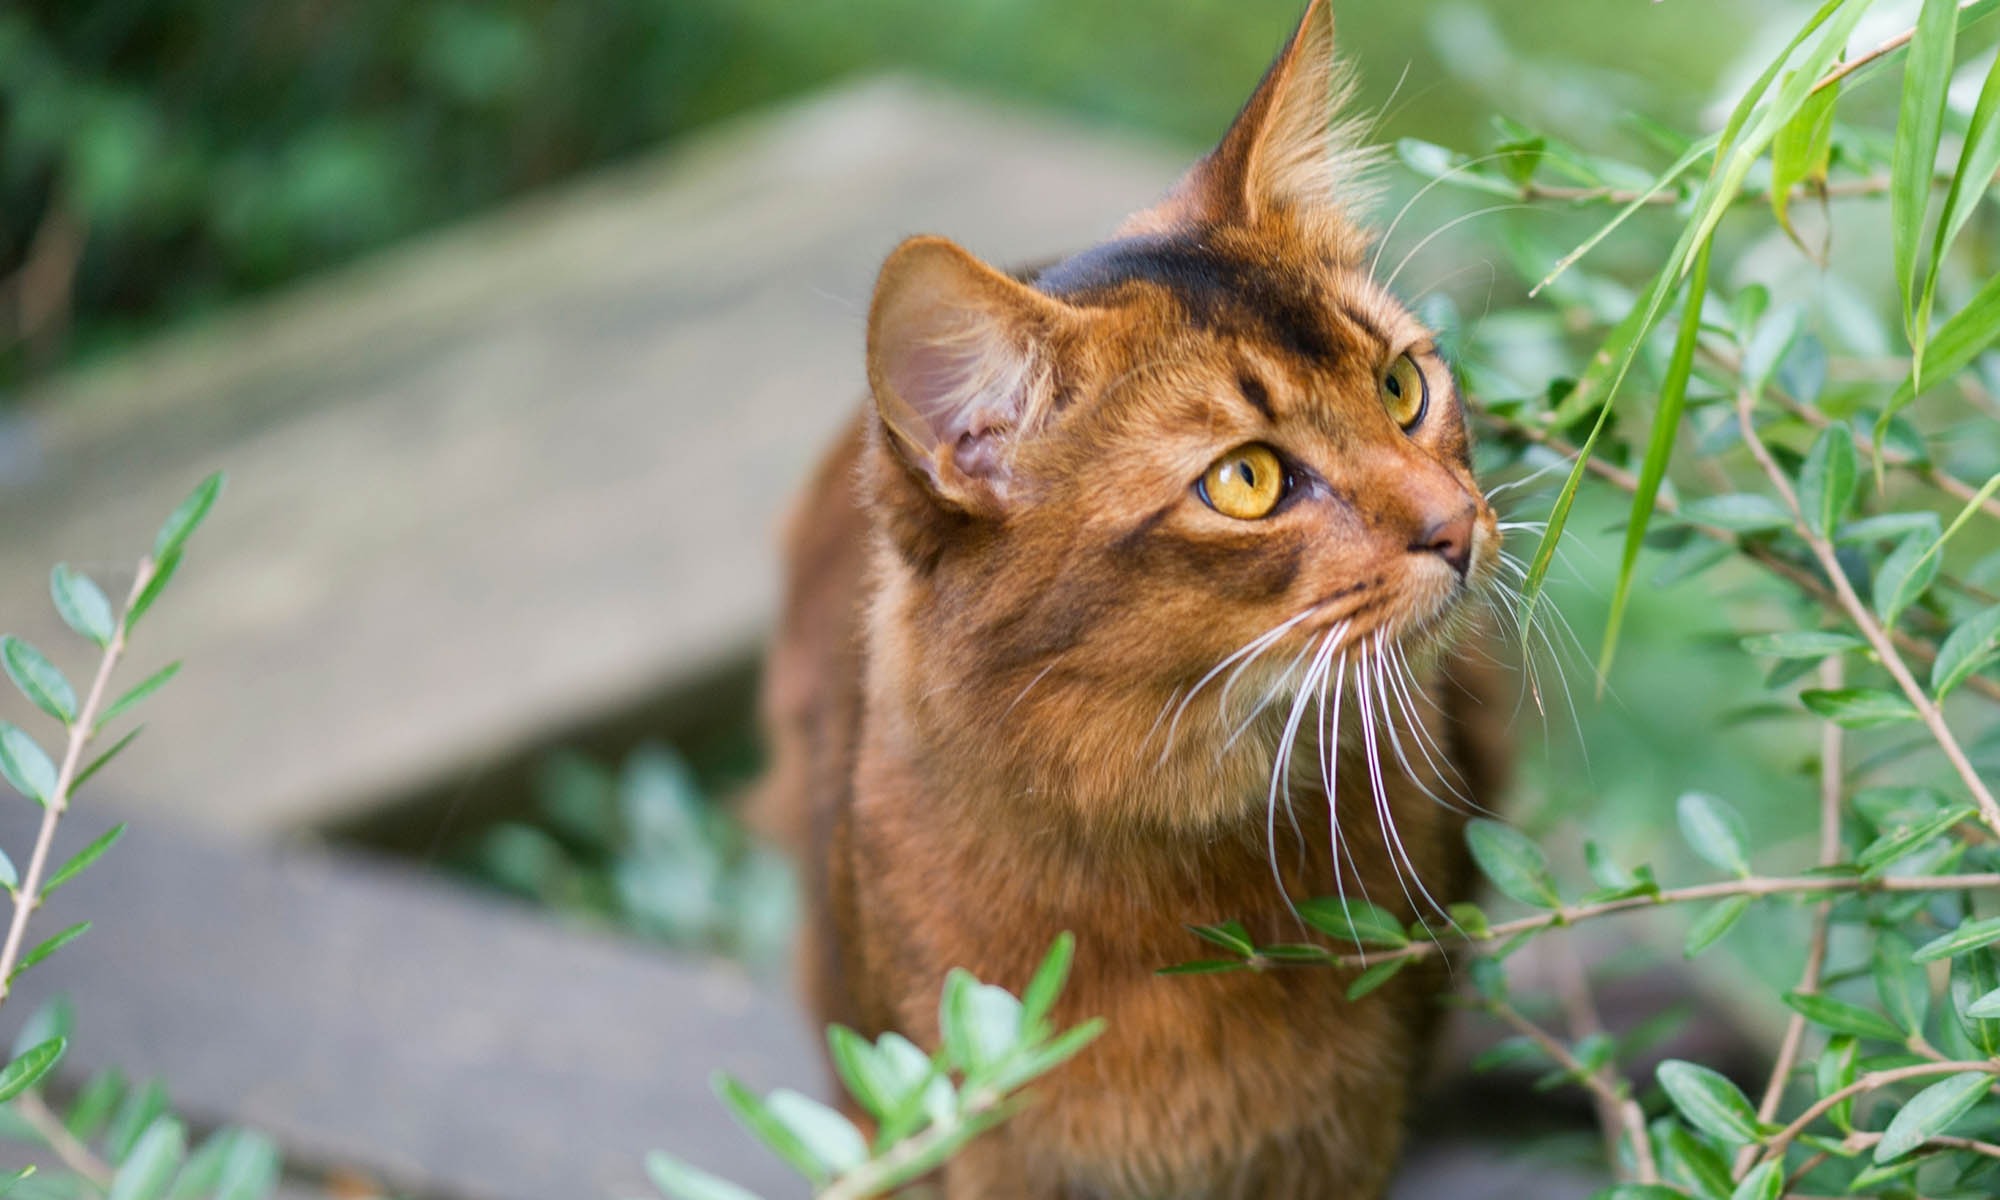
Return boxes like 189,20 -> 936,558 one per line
0,77 -> 1186,836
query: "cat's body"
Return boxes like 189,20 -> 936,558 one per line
758,5 -> 1510,1196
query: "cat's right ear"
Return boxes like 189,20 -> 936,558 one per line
867,236 -> 1078,519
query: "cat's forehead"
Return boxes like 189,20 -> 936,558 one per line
1031,230 -> 1419,372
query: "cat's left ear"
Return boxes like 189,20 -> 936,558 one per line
1122,0 -> 1371,237
867,235 -> 1080,517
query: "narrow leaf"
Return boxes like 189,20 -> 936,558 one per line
1914,915 -> 2000,963
0,637 -> 76,725
1678,494 -> 1792,533
1345,957 -> 1408,1002
1298,896 -> 1410,948
1020,931 -> 1075,1034
0,1038 -> 66,1102
1800,688 -> 1920,729
1892,0 -> 1958,356
74,727 -> 142,793
109,1117 -> 186,1200
1684,894 -> 1752,957
764,1089 -> 866,1175
1875,528 -> 1942,627
713,1073 -> 827,1185
645,1151 -> 764,1200
210,1133 -> 281,1200
1730,1161 -> 1783,1200
10,922 -> 88,980
1740,630 -> 1864,659
1187,922 -> 1256,957
1782,991 -> 1906,1043
1770,74 -> 1838,245
124,550 -> 181,631
1796,425 -> 1858,538
97,663 -> 181,730
1873,1071 -> 1992,1162
1921,47 -> 2000,325
44,824 -> 126,895
153,472 -> 224,561
49,567 -> 114,647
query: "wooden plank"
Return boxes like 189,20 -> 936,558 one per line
0,77 -> 1184,835
3,807 -> 819,1200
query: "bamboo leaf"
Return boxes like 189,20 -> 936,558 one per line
1920,46 -> 2000,334
0,637 -> 75,725
1602,241 -> 1711,678
1873,1071 -> 1992,1162
49,566 -> 114,648
1886,264 -> 2000,425
1770,75 -> 1838,246
1893,0 -> 1959,363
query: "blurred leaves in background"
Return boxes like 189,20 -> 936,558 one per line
0,0 -> 1763,395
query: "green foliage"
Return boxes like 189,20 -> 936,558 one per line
650,935 -> 1104,1200
458,743 -> 794,964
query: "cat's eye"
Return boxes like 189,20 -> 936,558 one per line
1199,444 -> 1287,519
1380,354 -> 1428,430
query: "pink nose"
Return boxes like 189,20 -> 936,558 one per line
1411,505 -> 1476,579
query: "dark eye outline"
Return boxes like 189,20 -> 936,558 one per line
1381,353 -> 1429,431
1195,442 -> 1297,520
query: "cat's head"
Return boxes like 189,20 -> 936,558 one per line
861,0 -> 1499,820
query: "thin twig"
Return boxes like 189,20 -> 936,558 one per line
1733,388 -> 2000,836
1754,1061 -> 2000,1168
1736,657 -> 1844,1179
1484,996 -> 1659,1183
1810,1 -> 1984,96
1311,872 -> 2000,971
13,1090 -> 112,1189
0,562 -> 152,1001
1513,175 -> 1893,207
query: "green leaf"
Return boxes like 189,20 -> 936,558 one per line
1967,987 -> 2000,1019
1818,1035 -> 1858,1134
713,1073 -> 827,1185
1873,1071 -> 1992,1162
44,823 -> 127,895
1657,1058 -> 1761,1145
939,970 -> 1021,1076
0,1038 -> 65,1102
1445,902 -> 1491,939
1684,894 -> 1751,957
74,726 -> 142,793
97,663 -> 181,730
1345,957 -> 1408,1002
1782,991 -> 1906,1043
109,1116 -> 186,1200
0,636 -> 76,725
1919,45 -> 2000,336
1019,931 -> 1075,1036
764,1089 -> 866,1175
1857,805 -> 1975,875
1186,922 -> 1256,957
11,922 -> 89,980
1464,820 -> 1561,909
826,1026 -> 892,1120
1952,949 -> 2000,1055
1677,793 -> 1751,877
153,472 -> 224,562
124,550 -> 181,631
1679,494 -> 1793,533
1888,268 -> 2000,421
1933,605 -> 2000,699
211,1132 -> 281,1200
0,1167 -> 33,1197
1660,1120 -> 1734,1199
0,847 -> 13,896
1730,1160 -> 1783,1200
645,1151 -> 764,1200
1914,915 -> 2000,963
0,723 -> 58,805
1593,1188 -> 1688,1200
50,566 -> 115,648
1741,630 -> 1864,659
1799,688 -> 1919,729
1770,73 -> 1837,245
1875,528 -> 1942,627
1601,240 -> 1711,678
1892,0 -> 1959,359
1796,425 -> 1858,538
1298,896 -> 1410,948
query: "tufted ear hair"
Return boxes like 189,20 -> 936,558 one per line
1118,0 -> 1376,240
867,235 -> 1080,517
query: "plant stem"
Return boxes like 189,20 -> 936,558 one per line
13,1090 -> 112,1188
1737,658 -> 1844,1179
1733,389 -> 2000,836
1753,1061 -> 2000,1168
1514,174 -> 1893,207
1810,1 -> 1984,96
0,561 -> 151,1003
1314,872 -> 2000,971
1485,994 -> 1658,1183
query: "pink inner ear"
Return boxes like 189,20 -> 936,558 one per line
884,322 -> 1033,484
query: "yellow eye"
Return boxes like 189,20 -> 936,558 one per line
1199,444 -> 1287,519
1381,354 -> 1428,429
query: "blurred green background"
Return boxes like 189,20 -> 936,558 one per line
0,0 -> 1767,394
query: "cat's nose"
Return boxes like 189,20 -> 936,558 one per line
1410,504 -> 1476,579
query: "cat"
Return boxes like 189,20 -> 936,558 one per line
756,2 -> 1511,1195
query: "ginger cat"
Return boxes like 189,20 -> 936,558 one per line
759,3 -> 1511,1195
